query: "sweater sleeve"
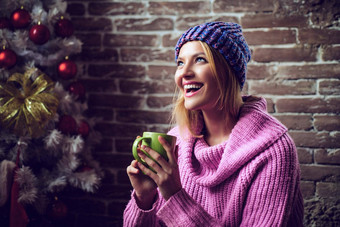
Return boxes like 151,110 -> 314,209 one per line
123,190 -> 164,227
240,134 -> 302,227
157,189 -> 223,227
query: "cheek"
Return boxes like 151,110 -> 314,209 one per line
174,72 -> 182,88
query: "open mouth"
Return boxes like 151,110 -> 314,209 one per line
184,83 -> 203,94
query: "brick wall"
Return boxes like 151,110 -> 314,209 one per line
62,0 -> 340,226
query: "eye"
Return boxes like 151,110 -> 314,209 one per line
196,57 -> 207,63
177,60 -> 184,67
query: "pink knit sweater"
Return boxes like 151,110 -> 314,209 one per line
123,97 -> 304,226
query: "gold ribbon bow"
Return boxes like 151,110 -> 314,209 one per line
0,68 -> 59,138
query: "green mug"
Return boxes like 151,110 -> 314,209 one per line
132,132 -> 177,171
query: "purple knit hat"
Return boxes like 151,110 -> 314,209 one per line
175,22 -> 251,89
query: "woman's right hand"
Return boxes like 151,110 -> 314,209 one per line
127,159 -> 157,210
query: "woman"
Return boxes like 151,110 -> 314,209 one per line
124,22 -> 304,226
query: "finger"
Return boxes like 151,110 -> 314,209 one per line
127,160 -> 140,174
136,135 -> 142,148
138,147 -> 164,173
173,145 -> 179,163
137,160 -> 158,179
158,136 -> 176,164
158,136 -> 171,151
131,159 -> 139,168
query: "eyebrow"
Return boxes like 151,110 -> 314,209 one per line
177,52 -> 206,60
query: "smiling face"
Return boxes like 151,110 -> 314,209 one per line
175,41 -> 220,112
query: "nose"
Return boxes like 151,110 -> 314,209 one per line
175,62 -> 194,80
175,62 -> 194,87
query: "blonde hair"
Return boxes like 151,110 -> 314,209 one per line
171,41 -> 243,137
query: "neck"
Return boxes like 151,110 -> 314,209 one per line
202,109 -> 235,146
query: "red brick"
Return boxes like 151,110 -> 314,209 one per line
93,138 -> 113,152
323,46 -> 340,61
148,125 -> 171,134
94,183 -> 132,200
75,33 -> 101,47
116,110 -> 171,124
315,149 -> 340,165
117,170 -> 131,184
81,78 -> 117,93
79,48 -> 118,62
241,14 -> 308,28
247,65 -> 275,80
149,1 -> 210,15
300,181 -> 315,199
147,65 -> 176,80
314,115 -> 340,131
116,18 -> 173,31
176,16 -> 239,31
319,79 -> 340,95
67,3 -> 85,16
297,148 -> 313,164
244,30 -> 296,45
121,48 -> 173,62
108,201 -> 130,217
100,169 -> 116,184
94,123 -> 147,138
316,182 -> 340,198
274,114 -> 313,130
119,79 -> 175,94
94,153 -> 133,169
87,107 -> 114,121
213,0 -> 274,12
299,28 -> 340,44
265,98 -> 275,113
103,34 -> 158,47
253,47 -> 317,62
63,198 -> 106,214
276,98 -> 340,113
290,131 -> 340,148
72,17 -> 112,31
88,2 -> 145,15
147,96 -> 174,109
88,94 -> 144,108
274,2 -> 301,14
241,83 -> 249,96
88,64 -> 146,79
115,138 -> 134,153
277,64 -> 340,79
300,164 -> 340,181
163,34 -> 181,48
250,80 -> 316,95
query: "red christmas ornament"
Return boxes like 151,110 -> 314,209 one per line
29,23 -> 50,45
0,17 -> 11,29
10,8 -> 31,29
0,49 -> 17,69
68,81 -> 86,100
47,197 -> 68,220
77,120 -> 90,137
57,59 -> 77,80
78,164 -> 93,172
58,115 -> 77,135
55,17 -> 74,38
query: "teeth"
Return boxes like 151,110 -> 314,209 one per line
184,84 -> 202,90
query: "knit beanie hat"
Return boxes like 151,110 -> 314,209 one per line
175,22 -> 251,89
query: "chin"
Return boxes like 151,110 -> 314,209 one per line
184,103 -> 200,111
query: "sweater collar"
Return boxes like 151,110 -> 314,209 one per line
179,96 -> 288,187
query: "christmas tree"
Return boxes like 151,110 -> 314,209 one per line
0,0 -> 102,225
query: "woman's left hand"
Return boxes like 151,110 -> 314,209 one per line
137,136 -> 182,201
